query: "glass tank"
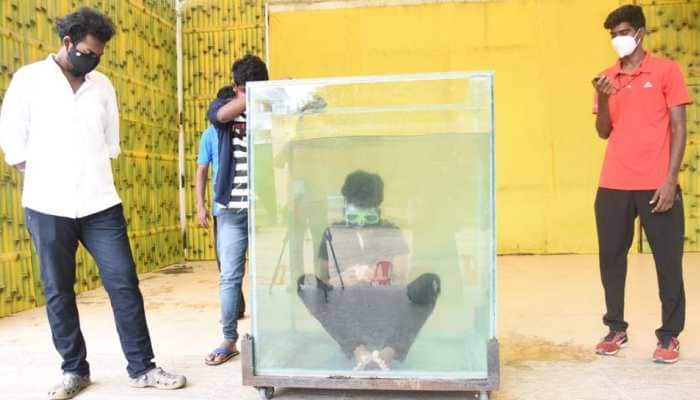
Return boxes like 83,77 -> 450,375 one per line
246,72 -> 495,380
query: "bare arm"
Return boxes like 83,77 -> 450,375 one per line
595,95 -> 612,139
650,105 -> 687,213
195,164 -> 210,227
592,76 -> 615,139
215,95 -> 246,123
667,105 -> 687,183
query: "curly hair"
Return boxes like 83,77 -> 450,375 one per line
604,5 -> 646,30
55,7 -> 115,44
341,170 -> 384,209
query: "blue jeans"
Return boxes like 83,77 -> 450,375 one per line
24,205 -> 156,378
217,208 -> 248,342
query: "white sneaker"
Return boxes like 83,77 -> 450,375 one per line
129,367 -> 186,390
48,372 -> 91,400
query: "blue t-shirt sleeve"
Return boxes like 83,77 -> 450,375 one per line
207,98 -> 234,130
197,128 -> 214,165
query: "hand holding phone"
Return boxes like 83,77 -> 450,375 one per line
592,75 -> 615,97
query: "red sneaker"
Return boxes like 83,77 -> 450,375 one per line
595,331 -> 628,356
653,337 -> 680,364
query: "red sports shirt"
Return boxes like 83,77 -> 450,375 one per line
594,52 -> 692,190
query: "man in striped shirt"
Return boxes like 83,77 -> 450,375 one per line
203,55 -> 268,366
195,85 -> 246,319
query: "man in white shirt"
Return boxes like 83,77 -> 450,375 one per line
0,8 -> 185,399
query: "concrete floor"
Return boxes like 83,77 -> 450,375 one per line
1,254 -> 699,400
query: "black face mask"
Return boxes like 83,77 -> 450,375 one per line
67,45 -> 100,77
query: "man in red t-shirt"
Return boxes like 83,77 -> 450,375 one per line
592,5 -> 692,364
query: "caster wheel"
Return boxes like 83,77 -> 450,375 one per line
256,387 -> 274,399
478,391 -> 490,400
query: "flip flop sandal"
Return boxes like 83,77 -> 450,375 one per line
205,347 -> 239,366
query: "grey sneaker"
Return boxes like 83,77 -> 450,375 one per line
48,372 -> 90,400
129,367 -> 186,390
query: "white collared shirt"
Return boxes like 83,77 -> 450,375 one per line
0,55 -> 121,218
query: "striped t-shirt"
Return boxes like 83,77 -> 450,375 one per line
226,113 -> 248,209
